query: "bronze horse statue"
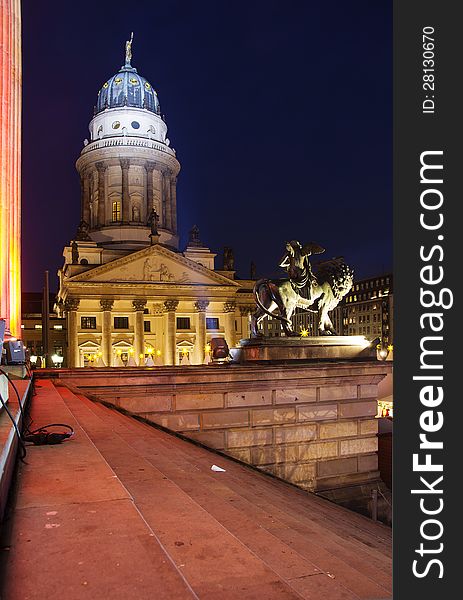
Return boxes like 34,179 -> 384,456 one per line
250,240 -> 353,337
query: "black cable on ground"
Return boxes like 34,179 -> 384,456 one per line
0,368 -> 74,460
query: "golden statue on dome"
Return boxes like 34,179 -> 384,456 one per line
125,32 -> 134,65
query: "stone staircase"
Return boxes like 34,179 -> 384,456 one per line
1,380 -> 392,599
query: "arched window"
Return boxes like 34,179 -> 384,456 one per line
112,201 -> 121,221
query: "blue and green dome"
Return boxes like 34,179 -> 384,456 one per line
96,64 -> 161,115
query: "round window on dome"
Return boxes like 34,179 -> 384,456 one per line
144,82 -> 151,90
103,82 -> 109,89
114,77 -> 123,85
130,77 -> 139,85
131,121 -> 140,129
112,121 -> 121,129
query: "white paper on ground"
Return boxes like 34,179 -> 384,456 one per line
211,464 -> 226,472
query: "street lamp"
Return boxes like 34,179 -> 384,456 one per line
51,354 -> 64,368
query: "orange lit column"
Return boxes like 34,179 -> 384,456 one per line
0,0 -> 22,336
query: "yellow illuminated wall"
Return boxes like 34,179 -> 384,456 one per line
0,0 -> 22,336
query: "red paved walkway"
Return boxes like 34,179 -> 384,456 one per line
1,380 -> 392,599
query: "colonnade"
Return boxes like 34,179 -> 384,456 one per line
79,160 -> 177,232
64,297 -> 246,368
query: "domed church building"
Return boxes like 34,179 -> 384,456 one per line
57,38 -> 255,367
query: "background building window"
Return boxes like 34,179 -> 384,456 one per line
112,200 -> 121,221
206,317 -> 219,329
176,317 -> 190,330
144,321 -> 151,332
114,316 -> 129,329
81,316 -> 96,329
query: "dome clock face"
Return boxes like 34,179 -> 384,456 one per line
131,121 -> 140,129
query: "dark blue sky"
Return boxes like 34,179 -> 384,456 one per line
21,0 -> 392,291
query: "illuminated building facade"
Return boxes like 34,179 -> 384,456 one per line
342,273 -> 393,346
0,0 -> 22,337
57,43 -> 255,367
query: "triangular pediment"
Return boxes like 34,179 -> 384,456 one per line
68,244 -> 240,287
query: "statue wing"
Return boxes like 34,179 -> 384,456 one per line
302,242 -> 325,256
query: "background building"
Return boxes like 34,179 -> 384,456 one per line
21,292 -> 67,366
56,44 -> 256,367
342,273 -> 393,346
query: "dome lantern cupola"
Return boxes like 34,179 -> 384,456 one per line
95,33 -> 161,116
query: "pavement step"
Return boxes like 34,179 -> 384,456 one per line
56,386 -> 307,599
84,395 -> 392,562
1,379 -> 201,600
58,385 -> 392,599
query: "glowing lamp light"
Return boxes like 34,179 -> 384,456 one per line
51,354 -> 64,367
30,355 -> 38,365
139,353 -> 144,359
300,328 -> 309,337
129,347 -> 134,355
378,347 -> 389,361
387,344 -> 393,352
181,347 -> 188,354
156,349 -> 161,356
205,343 -> 211,353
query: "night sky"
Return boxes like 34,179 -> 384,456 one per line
21,0 -> 392,292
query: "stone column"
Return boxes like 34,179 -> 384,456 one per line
194,300 -> 209,364
96,162 -> 107,226
239,304 -> 254,340
223,301 -> 237,348
163,170 -> 172,231
81,169 -> 91,224
145,161 -> 155,215
133,299 -> 147,364
100,298 -> 114,366
120,159 -> 131,223
65,298 -> 80,368
164,299 -> 179,365
0,0 -> 22,337
170,176 -> 178,234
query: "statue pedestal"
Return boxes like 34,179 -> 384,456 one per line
233,336 -> 377,363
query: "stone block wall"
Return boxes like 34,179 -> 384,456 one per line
54,361 -> 391,494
